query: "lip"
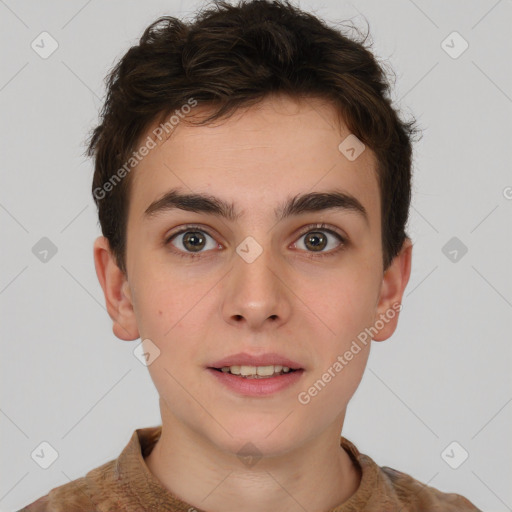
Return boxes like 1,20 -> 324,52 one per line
207,367 -> 305,397
208,352 -> 304,370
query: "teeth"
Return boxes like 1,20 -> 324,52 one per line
219,365 -> 293,377
241,365 -> 256,376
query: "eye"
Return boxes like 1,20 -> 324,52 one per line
166,226 -> 219,255
293,224 -> 345,255
165,223 -> 346,260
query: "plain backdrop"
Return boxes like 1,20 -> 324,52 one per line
1,1 -> 511,511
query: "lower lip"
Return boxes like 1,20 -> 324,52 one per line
207,368 -> 305,397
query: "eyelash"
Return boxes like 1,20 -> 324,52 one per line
164,223 -> 347,260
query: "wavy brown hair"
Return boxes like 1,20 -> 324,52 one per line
86,0 -> 420,273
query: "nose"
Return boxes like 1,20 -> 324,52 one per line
221,243 -> 293,331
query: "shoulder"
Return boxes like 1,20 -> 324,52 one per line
16,478 -> 93,512
16,459 -> 116,512
340,437 -> 482,511
17,426 -> 159,512
378,465 -> 482,511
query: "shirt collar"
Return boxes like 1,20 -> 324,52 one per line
114,425 -> 380,511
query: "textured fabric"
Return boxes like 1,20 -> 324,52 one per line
18,425 -> 482,512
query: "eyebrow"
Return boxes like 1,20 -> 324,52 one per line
144,188 -> 369,225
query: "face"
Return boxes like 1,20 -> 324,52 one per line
95,94 -> 411,457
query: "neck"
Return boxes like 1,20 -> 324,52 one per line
144,409 -> 361,512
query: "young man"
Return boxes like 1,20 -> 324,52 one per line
19,1 -> 481,510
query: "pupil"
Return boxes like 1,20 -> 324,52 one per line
306,231 -> 326,251
184,231 -> 205,252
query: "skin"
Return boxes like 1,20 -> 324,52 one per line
94,93 -> 412,512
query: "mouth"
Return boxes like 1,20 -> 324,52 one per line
208,352 -> 304,377
208,365 -> 301,379
206,364 -> 305,396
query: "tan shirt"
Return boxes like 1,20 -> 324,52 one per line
18,425 -> 482,512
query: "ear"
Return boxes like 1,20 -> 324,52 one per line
372,237 -> 413,342
93,236 -> 139,341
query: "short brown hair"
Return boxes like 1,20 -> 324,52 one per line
87,0 -> 420,274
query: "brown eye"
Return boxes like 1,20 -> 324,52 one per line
294,227 -> 344,254
168,229 -> 218,254
304,231 -> 327,252
182,231 -> 206,252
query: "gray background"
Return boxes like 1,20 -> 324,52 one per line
1,0 -> 511,510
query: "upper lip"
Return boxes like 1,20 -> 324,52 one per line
209,352 -> 304,370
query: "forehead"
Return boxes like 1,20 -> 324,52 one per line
129,95 -> 381,229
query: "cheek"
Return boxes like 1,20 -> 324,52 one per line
297,343 -> 370,424
131,263 -> 213,339
299,269 -> 378,337
304,266 -> 377,407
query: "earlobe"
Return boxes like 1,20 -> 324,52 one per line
372,238 -> 413,342
93,236 -> 139,341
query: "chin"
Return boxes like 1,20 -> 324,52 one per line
209,415 -> 307,457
